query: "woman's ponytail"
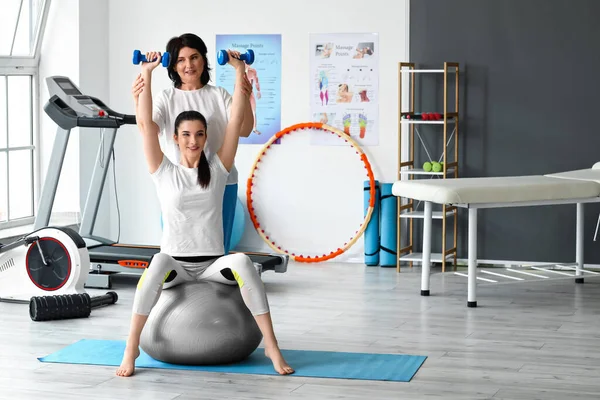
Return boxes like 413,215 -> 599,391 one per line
197,150 -> 211,188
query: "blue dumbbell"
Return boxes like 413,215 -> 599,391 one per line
132,50 -> 170,67
217,49 -> 255,66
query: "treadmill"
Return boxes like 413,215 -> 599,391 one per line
39,76 -> 288,288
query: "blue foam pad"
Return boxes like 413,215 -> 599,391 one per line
38,339 -> 426,382
364,180 -> 380,266
380,183 -> 398,267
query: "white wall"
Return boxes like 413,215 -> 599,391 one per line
38,0 -> 79,216
78,0 -> 112,239
103,0 -> 410,261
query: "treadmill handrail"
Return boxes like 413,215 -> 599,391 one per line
76,116 -> 120,128
44,95 -> 135,129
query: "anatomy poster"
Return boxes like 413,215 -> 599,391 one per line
310,33 -> 379,146
215,34 -> 281,144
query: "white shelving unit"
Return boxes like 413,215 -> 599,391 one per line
399,252 -> 455,263
400,119 -> 457,125
400,167 -> 456,176
396,62 -> 460,273
400,210 -> 456,219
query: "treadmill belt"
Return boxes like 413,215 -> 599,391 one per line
246,254 -> 281,268
88,245 -> 283,270
88,245 -> 159,263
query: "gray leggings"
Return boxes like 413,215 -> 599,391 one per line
132,252 -> 269,316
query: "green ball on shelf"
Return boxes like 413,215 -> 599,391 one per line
432,162 -> 442,172
423,161 -> 432,172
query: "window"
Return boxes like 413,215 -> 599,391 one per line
0,75 -> 34,226
0,0 -> 50,229
1,0 -> 47,57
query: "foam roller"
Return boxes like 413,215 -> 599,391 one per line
364,180 -> 380,266
379,183 -> 397,267
29,292 -> 118,321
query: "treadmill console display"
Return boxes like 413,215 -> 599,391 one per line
46,76 -> 108,118
73,95 -> 108,115
55,78 -> 82,95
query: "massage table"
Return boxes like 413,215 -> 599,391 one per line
392,163 -> 600,307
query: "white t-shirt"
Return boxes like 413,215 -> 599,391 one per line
152,84 -> 238,185
150,153 -> 230,256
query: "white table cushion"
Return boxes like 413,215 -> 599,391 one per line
391,174 -> 600,205
545,167 -> 600,184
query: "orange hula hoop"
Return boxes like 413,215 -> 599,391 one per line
246,122 -> 376,263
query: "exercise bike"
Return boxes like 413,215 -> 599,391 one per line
0,226 -> 89,302
0,226 -> 117,320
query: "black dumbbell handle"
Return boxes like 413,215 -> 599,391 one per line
90,291 -> 118,309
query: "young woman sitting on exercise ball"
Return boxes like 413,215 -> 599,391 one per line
116,50 -> 294,377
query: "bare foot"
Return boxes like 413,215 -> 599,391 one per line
116,345 -> 140,377
265,346 -> 294,375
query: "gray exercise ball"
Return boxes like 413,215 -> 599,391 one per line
139,280 -> 263,365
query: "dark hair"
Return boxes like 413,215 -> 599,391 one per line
166,33 -> 211,88
174,110 -> 210,188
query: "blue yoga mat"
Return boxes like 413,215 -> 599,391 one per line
364,179 -> 380,266
380,183 -> 398,267
38,339 -> 426,382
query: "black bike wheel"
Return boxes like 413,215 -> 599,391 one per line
26,237 -> 71,291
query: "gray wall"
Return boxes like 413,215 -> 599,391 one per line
409,0 -> 600,263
